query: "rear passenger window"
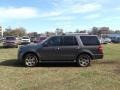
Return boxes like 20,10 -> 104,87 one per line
62,36 -> 78,46
80,36 -> 100,46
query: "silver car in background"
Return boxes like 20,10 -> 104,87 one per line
21,36 -> 31,45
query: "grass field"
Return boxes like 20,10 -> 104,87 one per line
0,44 -> 120,90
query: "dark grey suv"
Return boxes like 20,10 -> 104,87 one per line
18,35 -> 103,67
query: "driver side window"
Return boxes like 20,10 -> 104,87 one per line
44,36 -> 61,47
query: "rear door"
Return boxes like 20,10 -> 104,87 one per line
58,36 -> 79,60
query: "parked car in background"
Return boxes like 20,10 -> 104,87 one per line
18,34 -> 103,67
104,38 -> 111,43
34,36 -> 47,43
21,36 -> 31,45
107,34 -> 120,43
99,38 -> 111,44
0,36 -> 3,43
16,37 -> 22,45
3,36 -> 18,48
30,37 -> 35,42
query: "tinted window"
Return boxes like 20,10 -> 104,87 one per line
62,36 -> 78,46
6,37 -> 16,40
80,36 -> 100,46
47,36 -> 61,46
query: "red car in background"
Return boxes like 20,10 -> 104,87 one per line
34,36 -> 47,43
3,36 -> 19,48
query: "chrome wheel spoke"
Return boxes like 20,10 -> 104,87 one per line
78,55 -> 90,67
25,55 -> 38,67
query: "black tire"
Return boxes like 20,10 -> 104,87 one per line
23,53 -> 38,67
77,54 -> 91,67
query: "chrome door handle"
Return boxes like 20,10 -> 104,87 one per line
76,47 -> 79,49
57,48 -> 60,50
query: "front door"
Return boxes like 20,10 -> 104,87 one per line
39,36 -> 61,60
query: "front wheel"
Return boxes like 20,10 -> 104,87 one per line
77,54 -> 91,67
24,53 -> 38,67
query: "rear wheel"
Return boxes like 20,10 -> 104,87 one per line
24,53 -> 38,67
77,54 -> 91,67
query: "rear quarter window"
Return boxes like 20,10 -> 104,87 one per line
80,36 -> 100,46
62,36 -> 78,46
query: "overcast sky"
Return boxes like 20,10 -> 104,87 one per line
0,0 -> 120,33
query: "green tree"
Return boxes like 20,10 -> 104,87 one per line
91,27 -> 99,35
3,27 -> 26,37
114,30 -> 120,34
75,29 -> 80,33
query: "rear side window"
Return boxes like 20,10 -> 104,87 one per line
80,36 -> 100,46
62,36 -> 78,46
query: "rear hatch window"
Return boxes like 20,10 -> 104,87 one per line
80,36 -> 100,46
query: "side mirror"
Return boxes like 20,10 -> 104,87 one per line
42,42 -> 48,47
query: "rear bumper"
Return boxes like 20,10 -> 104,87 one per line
93,54 -> 103,60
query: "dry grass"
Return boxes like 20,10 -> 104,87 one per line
0,43 -> 120,90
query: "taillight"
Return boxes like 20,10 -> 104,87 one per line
98,45 -> 103,54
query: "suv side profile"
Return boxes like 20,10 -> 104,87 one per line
18,35 -> 103,67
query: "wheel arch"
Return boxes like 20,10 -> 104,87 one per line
76,52 -> 93,60
22,51 -> 39,61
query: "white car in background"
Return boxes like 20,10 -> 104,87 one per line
21,36 -> 31,44
104,38 -> 111,43
99,38 -> 111,44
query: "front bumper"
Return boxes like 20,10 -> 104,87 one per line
3,43 -> 17,47
17,48 -> 24,63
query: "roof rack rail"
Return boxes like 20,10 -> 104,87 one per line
65,33 -> 88,35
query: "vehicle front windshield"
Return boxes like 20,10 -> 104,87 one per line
22,37 -> 29,39
6,37 -> 16,40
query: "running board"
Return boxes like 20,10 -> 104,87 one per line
39,60 -> 76,63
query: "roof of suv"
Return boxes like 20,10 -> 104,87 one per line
52,34 -> 98,37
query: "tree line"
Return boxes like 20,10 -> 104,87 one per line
3,26 -> 120,37
4,27 -> 26,37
